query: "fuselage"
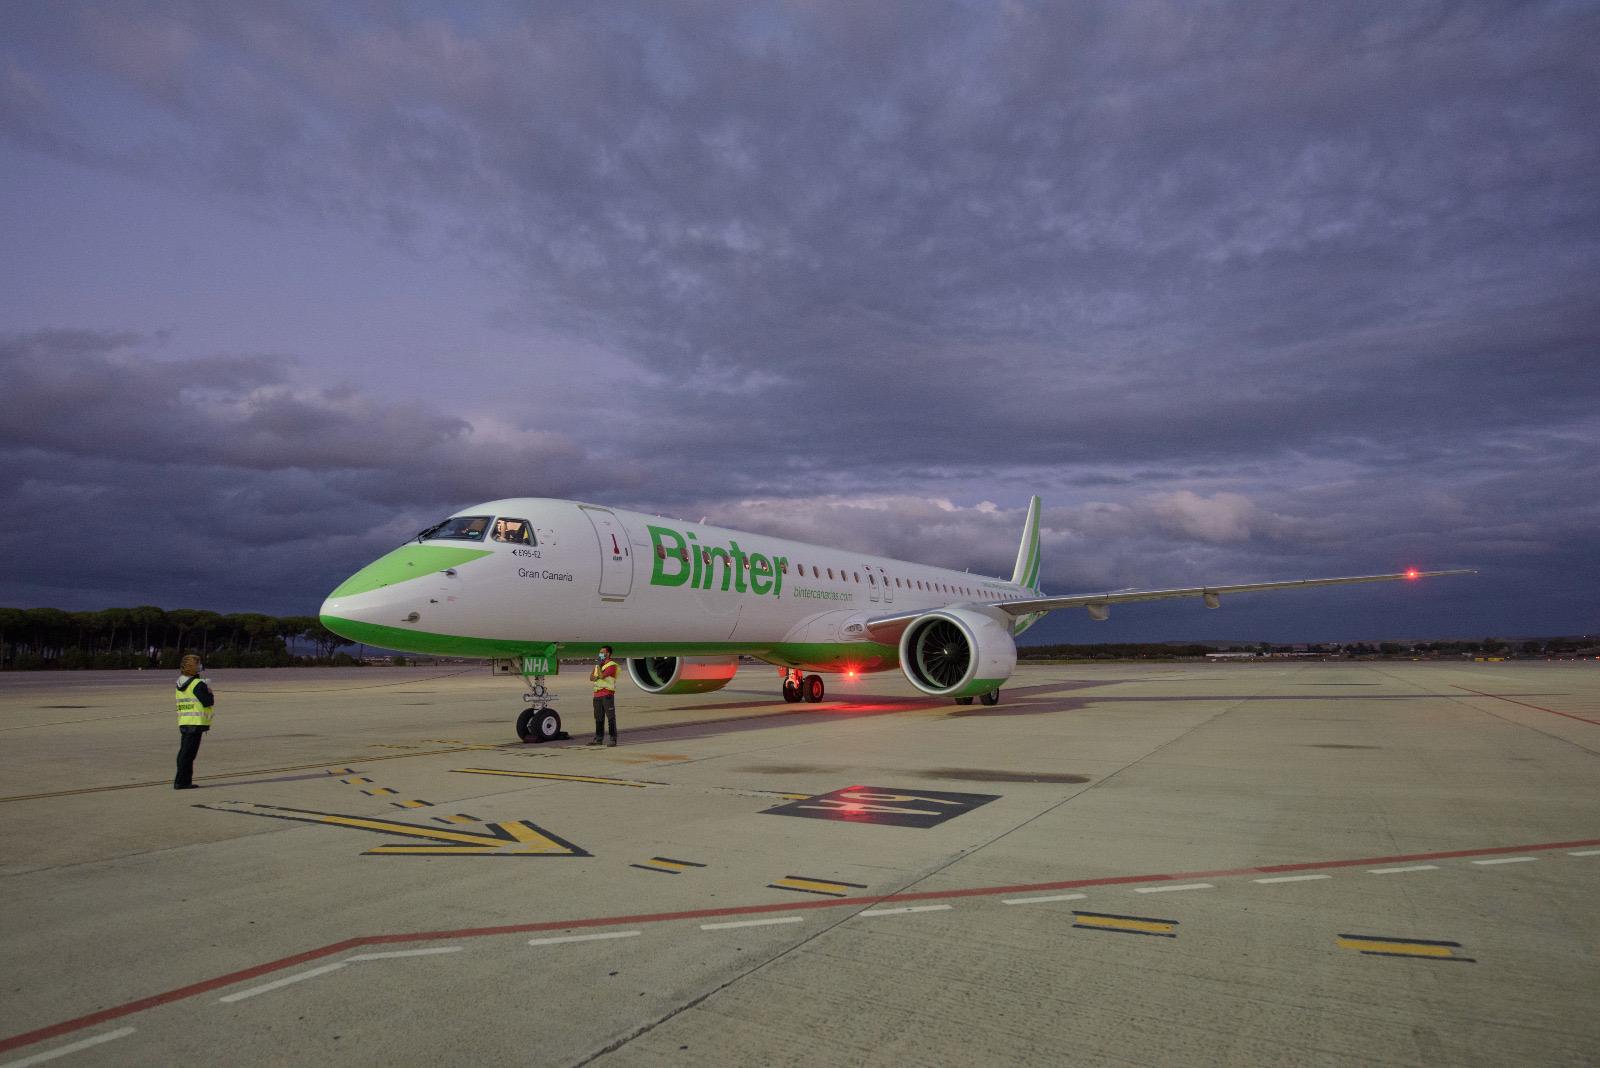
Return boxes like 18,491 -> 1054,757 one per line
319,497 -> 1035,673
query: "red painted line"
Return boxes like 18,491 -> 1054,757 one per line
5,835 -> 1598,1055
0,939 -> 365,1056
1452,686 -> 1600,726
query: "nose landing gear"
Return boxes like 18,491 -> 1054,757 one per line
515,672 -> 568,743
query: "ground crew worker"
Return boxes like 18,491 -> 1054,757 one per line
589,645 -> 620,747
174,654 -> 215,789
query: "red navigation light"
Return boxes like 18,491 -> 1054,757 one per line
1404,568 -> 1419,580
845,667 -> 858,679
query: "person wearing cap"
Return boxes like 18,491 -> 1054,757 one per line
174,654 -> 216,789
588,646 -> 620,747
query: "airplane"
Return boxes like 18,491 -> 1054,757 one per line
318,496 -> 1473,742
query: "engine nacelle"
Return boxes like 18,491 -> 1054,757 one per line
898,608 -> 1017,698
627,655 -> 740,695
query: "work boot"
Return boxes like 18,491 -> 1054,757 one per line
586,737 -> 604,746
606,737 -> 617,747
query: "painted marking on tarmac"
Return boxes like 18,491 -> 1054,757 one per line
11,833 -> 1600,1058
1002,893 -> 1088,905
361,787 -> 399,796
340,777 -> 370,784
327,768 -> 355,776
1254,874 -> 1333,884
0,743 -> 518,805
390,799 -> 434,809
196,801 -> 589,857
433,813 -> 484,825
218,962 -> 348,1003
700,917 -> 804,931
631,856 -> 707,875
1134,882 -> 1213,894
345,947 -> 463,962
528,931 -> 641,947
1570,849 -> 1600,856
451,767 -> 658,788
859,904 -> 953,917
768,875 -> 868,898
762,785 -> 1000,828
1471,856 -> 1535,865
1367,865 -> 1439,874
1451,686 -> 1600,726
1336,934 -> 1474,963
0,1028 -> 135,1068
1073,911 -> 1178,938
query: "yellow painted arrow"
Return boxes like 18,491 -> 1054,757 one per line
198,801 -> 588,857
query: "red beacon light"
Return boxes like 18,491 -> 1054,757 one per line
1404,568 -> 1420,580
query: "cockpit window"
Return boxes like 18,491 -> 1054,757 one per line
492,517 -> 534,545
420,515 -> 492,542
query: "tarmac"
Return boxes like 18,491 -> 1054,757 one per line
1,660 -> 1597,1066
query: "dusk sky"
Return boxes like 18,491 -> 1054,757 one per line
2,2 -> 1596,644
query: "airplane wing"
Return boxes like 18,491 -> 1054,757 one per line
865,569 -> 1475,634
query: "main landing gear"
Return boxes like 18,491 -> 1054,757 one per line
953,688 -> 1001,707
781,669 -> 826,703
515,672 -> 568,743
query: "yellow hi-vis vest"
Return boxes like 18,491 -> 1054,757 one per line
176,677 -> 214,727
591,659 -> 619,696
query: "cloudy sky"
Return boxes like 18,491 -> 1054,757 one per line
2,1 -> 1595,643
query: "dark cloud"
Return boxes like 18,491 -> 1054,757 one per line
0,2 -> 1596,637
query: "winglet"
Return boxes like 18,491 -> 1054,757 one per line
1010,495 -> 1042,592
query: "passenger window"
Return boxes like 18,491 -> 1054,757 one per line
868,574 -> 875,585
423,515 -> 492,542
854,572 -> 860,583
680,548 -> 689,562
656,544 -> 667,560
827,568 -> 834,580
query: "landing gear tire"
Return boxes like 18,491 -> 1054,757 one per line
979,688 -> 1000,706
954,696 -> 974,705
516,706 -> 563,743
782,679 -> 802,703
803,674 -> 825,703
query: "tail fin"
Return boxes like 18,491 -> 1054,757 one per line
1010,496 -> 1042,592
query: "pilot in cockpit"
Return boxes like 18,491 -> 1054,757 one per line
493,518 -> 532,545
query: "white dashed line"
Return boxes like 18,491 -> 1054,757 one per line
1253,874 -> 1333,884
1133,883 -> 1213,894
859,905 -> 953,917
218,962 -> 347,1003
528,931 -> 641,947
700,917 -> 804,931
346,946 -> 463,961
0,1028 -> 136,1068
1569,849 -> 1600,857
1367,865 -> 1438,874
1471,857 -> 1535,866
1002,893 -> 1088,905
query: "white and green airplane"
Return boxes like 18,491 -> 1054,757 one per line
319,496 -> 1471,741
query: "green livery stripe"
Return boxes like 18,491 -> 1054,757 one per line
319,616 -> 897,668
328,545 -> 493,599
953,677 -> 1008,698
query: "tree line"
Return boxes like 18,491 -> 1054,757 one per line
0,606 -> 358,670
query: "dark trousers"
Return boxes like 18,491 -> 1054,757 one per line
592,695 -> 616,740
175,725 -> 208,787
